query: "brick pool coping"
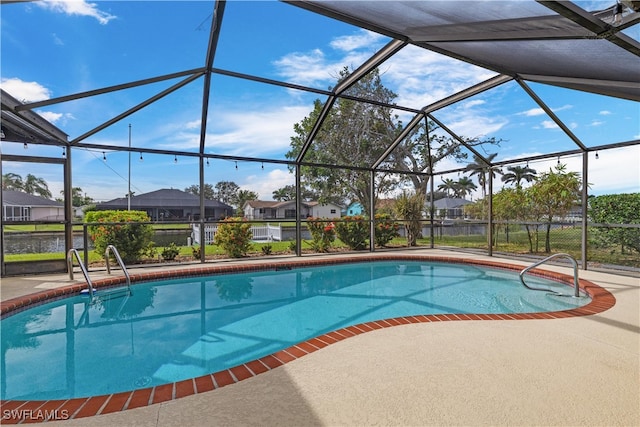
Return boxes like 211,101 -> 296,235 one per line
0,255 -> 615,423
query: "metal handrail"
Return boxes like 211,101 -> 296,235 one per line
105,245 -> 132,291
519,253 -> 580,297
67,248 -> 95,298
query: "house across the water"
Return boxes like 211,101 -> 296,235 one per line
95,188 -> 234,221
2,190 -> 64,221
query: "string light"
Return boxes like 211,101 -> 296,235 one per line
235,161 -> 238,170
206,158 -> 210,167
174,155 -> 178,163
62,147 -> 66,157
557,156 -> 560,165
103,152 -> 107,162
595,151 -> 599,159
139,152 -> 143,162
23,142 -> 28,149
261,162 -> 264,170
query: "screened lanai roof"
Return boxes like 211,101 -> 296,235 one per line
1,0 -> 638,186
294,1 -> 640,102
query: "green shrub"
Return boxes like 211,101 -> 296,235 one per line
306,217 -> 336,252
261,244 -> 273,255
85,210 -> 154,263
161,242 -> 180,261
374,213 -> 400,247
192,246 -> 202,260
288,241 -> 297,253
335,215 -> 369,250
214,217 -> 253,257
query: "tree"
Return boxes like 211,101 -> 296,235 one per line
528,164 -> 582,252
437,178 -> 458,197
233,189 -> 259,215
493,187 -> 535,250
57,187 -> 94,207
455,176 -> 477,198
272,184 -> 316,201
286,67 -> 401,217
286,68 -> 501,216
464,153 -> 501,198
501,165 -> 537,188
21,174 -> 52,198
214,181 -> 240,206
589,193 -> 639,254
272,186 -> 295,201
2,173 -> 24,191
394,191 -> 425,246
184,183 -> 215,200
389,120 -> 501,198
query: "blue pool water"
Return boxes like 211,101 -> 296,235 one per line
1,261 -> 588,400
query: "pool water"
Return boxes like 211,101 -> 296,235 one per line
1,261 -> 588,400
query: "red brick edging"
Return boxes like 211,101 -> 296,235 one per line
0,255 -> 615,423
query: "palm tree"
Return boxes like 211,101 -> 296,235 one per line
2,173 -> 24,191
437,178 -> 458,197
272,186 -> 295,201
501,165 -> 537,188
455,176 -> 477,198
22,174 -> 52,198
464,153 -> 500,197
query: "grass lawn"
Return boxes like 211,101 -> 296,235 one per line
3,226 -> 637,269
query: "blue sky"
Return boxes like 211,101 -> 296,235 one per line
1,0 -> 638,203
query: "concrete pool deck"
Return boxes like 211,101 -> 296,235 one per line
1,249 -> 638,426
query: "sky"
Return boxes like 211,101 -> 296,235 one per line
1,0 -> 638,204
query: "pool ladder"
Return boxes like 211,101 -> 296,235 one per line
67,245 -> 131,299
519,253 -> 580,298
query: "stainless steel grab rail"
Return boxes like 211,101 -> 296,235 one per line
519,253 -> 581,297
67,248 -> 95,298
105,245 -> 132,292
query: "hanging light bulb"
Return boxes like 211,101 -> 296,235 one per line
235,161 -> 238,170
261,162 -> 264,170
139,152 -> 143,162
595,151 -> 599,159
557,156 -> 560,165
206,158 -> 210,167
23,142 -> 28,149
174,155 -> 178,163
62,147 -> 66,157
103,152 -> 107,162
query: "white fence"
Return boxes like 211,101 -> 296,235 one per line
192,223 -> 282,245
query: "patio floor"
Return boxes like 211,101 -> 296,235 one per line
1,249 -> 638,426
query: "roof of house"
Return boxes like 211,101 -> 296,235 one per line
433,198 -> 473,209
244,200 -> 341,209
97,188 -> 233,210
2,190 -> 63,207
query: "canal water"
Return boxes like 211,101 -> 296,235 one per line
3,230 -> 193,255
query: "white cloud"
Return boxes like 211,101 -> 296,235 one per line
541,120 -> 559,129
589,120 -> 605,127
273,30 -> 386,87
158,105 -> 310,157
463,100 -> 486,109
329,30 -> 385,52
599,110 -> 612,115
519,107 -> 545,117
240,168 -> 295,201
52,33 -> 64,46
36,0 -> 116,25
0,78 -> 51,102
518,104 -> 572,117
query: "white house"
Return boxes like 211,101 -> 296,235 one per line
2,190 -> 64,221
243,200 -> 341,220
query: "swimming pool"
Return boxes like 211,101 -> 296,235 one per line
0,255 -> 613,420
